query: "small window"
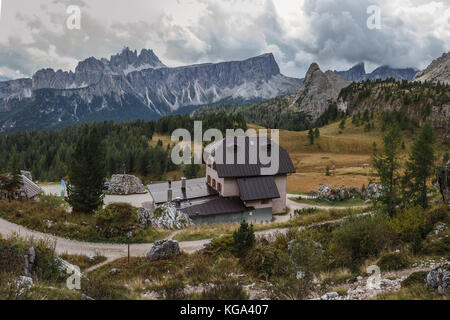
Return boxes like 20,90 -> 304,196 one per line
207,175 -> 211,184
212,179 -> 216,189
262,199 -> 270,204
217,183 -> 222,193
213,162 -> 217,170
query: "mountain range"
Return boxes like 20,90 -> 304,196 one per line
0,48 -> 302,133
0,48 -> 448,134
334,63 -> 418,82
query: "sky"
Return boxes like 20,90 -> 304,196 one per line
0,0 -> 448,80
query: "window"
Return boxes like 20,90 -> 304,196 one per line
262,199 -> 270,204
212,179 -> 216,189
217,183 -> 222,193
207,175 -> 211,184
213,162 -> 217,170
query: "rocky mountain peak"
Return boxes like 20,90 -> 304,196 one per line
109,47 -> 166,72
290,63 -> 350,120
413,51 -> 449,85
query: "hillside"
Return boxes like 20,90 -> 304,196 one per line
413,52 -> 450,85
338,79 -> 449,129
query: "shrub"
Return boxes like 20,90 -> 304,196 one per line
390,207 -> 428,242
330,214 -> 395,271
377,253 -> 410,271
82,276 -> 130,300
95,203 -> 138,238
232,221 -> 255,257
201,280 -> 248,300
157,278 -> 185,300
289,230 -> 327,274
270,277 -> 311,300
242,243 -> 278,280
210,234 -> 234,254
401,271 -> 427,288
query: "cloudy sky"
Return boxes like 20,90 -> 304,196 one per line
0,0 -> 448,79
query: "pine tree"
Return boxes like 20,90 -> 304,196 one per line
372,123 -> 402,217
403,121 -> 435,208
308,129 -> 315,145
233,221 -> 255,257
314,128 -> 320,138
67,128 -> 106,214
339,118 -> 346,130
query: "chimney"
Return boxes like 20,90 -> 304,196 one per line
181,177 -> 186,190
167,181 -> 172,202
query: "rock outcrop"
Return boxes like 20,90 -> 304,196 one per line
362,183 -> 383,201
426,264 -> 449,294
413,51 -> 450,85
290,63 -> 350,121
146,240 -> 181,262
108,174 -> 146,195
317,185 -> 360,202
151,203 -> 193,230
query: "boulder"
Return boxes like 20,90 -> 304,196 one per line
426,263 -> 449,294
137,207 -> 154,229
109,268 -> 121,275
146,240 -> 181,262
20,170 -> 32,181
23,247 -> 36,277
321,292 -> 339,300
362,183 -> 383,200
151,203 -> 193,230
108,174 -> 146,195
317,185 -> 356,202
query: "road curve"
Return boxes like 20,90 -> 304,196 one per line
0,195 -> 365,261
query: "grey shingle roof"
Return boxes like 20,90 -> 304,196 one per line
237,176 -> 280,201
208,136 -> 295,178
181,197 -> 247,217
148,178 -> 217,204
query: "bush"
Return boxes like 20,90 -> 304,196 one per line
210,234 -> 234,254
201,280 -> 248,300
95,203 -> 138,238
330,214 -> 395,271
390,207 -> 428,242
242,243 -> 278,280
377,253 -> 410,271
289,230 -> 327,274
232,221 -> 255,257
157,278 -> 186,300
401,271 -> 427,288
82,276 -> 130,300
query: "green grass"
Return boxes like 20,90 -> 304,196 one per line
59,254 -> 107,271
289,197 -> 366,207
173,208 -> 361,241
376,283 -> 449,300
0,199 -> 170,244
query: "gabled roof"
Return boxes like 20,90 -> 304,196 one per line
181,197 -> 247,217
148,178 -> 217,204
22,175 -> 42,198
237,176 -> 280,201
205,136 -> 295,178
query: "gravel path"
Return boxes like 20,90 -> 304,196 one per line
0,192 -> 366,268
